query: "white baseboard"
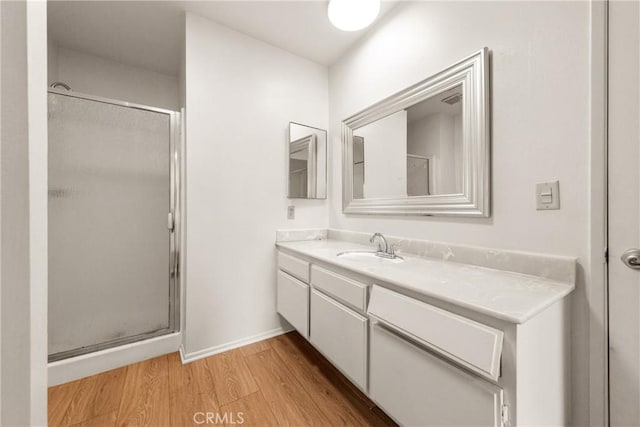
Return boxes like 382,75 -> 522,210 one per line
48,332 -> 182,386
180,327 -> 293,364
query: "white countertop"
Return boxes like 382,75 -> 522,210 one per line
276,239 -> 574,324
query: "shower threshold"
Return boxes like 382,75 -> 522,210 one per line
48,327 -> 176,363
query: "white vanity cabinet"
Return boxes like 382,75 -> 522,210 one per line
275,247 -> 571,427
309,266 -> 368,390
276,253 -> 310,338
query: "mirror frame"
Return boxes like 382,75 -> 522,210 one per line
341,48 -> 490,217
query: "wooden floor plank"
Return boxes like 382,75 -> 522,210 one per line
239,339 -> 271,356
169,390 -> 218,426
65,375 -> 99,425
91,367 -> 128,418
271,334 -> 381,427
167,353 -> 219,425
219,391 -> 279,426
116,355 -> 170,426
48,380 -> 81,427
70,411 -> 117,427
280,333 -> 397,427
168,353 -> 217,395
205,349 -> 259,406
167,352 -> 194,390
191,358 -> 218,397
56,365 -> 128,426
284,334 -> 375,406
245,348 -> 333,426
167,351 -> 200,426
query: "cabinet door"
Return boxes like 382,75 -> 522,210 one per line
370,322 -> 504,427
310,289 -> 367,390
277,270 -> 309,338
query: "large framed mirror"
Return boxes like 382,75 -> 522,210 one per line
342,48 -> 490,216
289,122 -> 327,199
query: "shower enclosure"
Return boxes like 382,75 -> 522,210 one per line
47,89 -> 180,362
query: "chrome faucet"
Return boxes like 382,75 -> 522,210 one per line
370,232 -> 397,259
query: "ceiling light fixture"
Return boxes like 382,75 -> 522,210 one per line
328,0 -> 381,32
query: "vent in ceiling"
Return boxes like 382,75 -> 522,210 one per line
441,93 -> 462,105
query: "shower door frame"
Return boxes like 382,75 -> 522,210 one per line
47,89 -> 181,362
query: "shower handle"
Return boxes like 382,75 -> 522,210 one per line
167,212 -> 175,231
168,211 -> 178,278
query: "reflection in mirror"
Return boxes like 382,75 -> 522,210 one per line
353,136 -> 365,199
353,85 -> 463,199
288,122 -> 327,199
407,85 -> 463,196
289,135 -> 315,198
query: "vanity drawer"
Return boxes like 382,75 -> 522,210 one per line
367,285 -> 503,381
310,289 -> 367,391
310,265 -> 367,312
370,322 -> 503,427
277,252 -> 310,283
277,270 -> 309,338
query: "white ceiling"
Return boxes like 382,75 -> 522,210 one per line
48,1 -> 399,76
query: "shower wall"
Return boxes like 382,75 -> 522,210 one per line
48,41 -> 179,110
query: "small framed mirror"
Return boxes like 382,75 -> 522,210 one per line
288,122 -> 327,199
342,48 -> 490,216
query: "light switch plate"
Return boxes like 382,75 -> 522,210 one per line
536,181 -> 560,210
287,205 -> 295,219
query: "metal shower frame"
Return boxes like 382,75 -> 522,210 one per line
47,88 -> 182,362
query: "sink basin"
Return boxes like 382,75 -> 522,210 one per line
336,250 -> 405,263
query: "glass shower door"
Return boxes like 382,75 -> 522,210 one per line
48,92 -> 178,361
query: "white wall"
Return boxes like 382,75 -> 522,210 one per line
48,36 -> 58,83
329,2 -> 590,424
0,3 -> 30,422
48,45 -> 180,111
184,13 -> 328,356
0,0 -> 48,424
355,110 -> 407,198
